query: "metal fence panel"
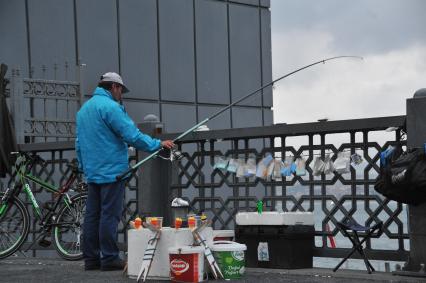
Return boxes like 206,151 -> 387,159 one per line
159,115 -> 409,261
10,71 -> 82,143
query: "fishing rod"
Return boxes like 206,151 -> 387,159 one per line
116,55 -> 363,180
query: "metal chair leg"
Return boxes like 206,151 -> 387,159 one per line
353,233 -> 374,274
334,221 -> 382,274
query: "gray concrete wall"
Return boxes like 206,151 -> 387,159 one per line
0,0 -> 273,134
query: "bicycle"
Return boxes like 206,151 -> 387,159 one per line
0,151 -> 87,260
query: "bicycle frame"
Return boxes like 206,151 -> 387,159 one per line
0,152 -> 87,259
0,153 -> 78,224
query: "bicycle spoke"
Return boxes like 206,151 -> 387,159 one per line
0,197 -> 28,258
0,230 -> 19,250
0,232 -> 12,250
53,195 -> 86,259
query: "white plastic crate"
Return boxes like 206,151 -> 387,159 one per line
236,211 -> 314,226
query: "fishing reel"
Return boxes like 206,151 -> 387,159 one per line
158,147 -> 184,162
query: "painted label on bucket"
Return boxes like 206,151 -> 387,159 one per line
214,250 -> 245,279
170,259 -> 189,274
232,250 -> 244,261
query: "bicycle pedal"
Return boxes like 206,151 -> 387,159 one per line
38,238 -> 51,247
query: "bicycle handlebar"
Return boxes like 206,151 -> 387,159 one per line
66,161 -> 84,174
11,151 -> 47,166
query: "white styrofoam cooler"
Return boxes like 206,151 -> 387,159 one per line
127,227 -> 213,280
236,212 -> 314,226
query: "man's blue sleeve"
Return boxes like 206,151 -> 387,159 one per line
75,137 -> 84,171
105,105 -> 161,152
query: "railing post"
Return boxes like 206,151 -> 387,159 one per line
10,68 -> 25,144
137,115 -> 173,226
77,61 -> 86,108
405,95 -> 426,271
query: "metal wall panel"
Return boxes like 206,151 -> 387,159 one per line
198,105 -> 231,130
27,0 -> 76,81
124,101 -> 160,125
161,103 -> 196,133
264,108 -> 273,125
229,4 -> 262,107
232,107 -> 263,128
75,0 -> 119,96
158,0 -> 195,103
3,0 -> 273,137
261,8 -> 273,107
0,0 -> 29,76
195,0 -> 230,105
119,0 -> 159,101
260,0 -> 271,7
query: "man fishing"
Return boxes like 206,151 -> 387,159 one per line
76,72 -> 174,271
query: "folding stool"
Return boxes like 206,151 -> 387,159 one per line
333,219 -> 383,274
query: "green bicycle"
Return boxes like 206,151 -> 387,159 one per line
0,151 -> 87,260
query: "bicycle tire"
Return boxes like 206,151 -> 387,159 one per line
52,192 -> 87,260
0,194 -> 30,259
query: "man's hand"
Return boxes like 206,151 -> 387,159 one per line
161,140 -> 175,149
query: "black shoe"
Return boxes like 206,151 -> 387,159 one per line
100,259 -> 125,271
84,260 -> 100,271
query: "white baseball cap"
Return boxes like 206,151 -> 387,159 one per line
99,72 -> 129,93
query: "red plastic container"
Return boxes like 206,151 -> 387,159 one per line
169,246 -> 204,283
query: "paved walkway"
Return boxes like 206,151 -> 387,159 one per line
0,257 -> 423,283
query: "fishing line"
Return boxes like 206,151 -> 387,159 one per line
117,56 -> 363,180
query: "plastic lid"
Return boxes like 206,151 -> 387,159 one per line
169,246 -> 204,254
213,230 -> 235,237
211,241 -> 247,252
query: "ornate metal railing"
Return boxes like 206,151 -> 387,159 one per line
159,115 -> 408,261
8,68 -> 83,144
0,115 -> 410,262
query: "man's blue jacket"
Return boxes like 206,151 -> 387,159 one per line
76,87 -> 161,184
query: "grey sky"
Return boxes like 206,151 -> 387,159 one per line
270,0 -> 426,124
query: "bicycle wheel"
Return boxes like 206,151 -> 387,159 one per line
52,192 -> 87,260
0,194 -> 30,259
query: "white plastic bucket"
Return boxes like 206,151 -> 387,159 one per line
211,241 -> 247,279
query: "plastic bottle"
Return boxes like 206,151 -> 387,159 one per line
257,200 -> 263,214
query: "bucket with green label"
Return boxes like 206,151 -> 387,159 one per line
211,241 -> 247,279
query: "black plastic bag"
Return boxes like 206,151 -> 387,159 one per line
374,144 -> 426,205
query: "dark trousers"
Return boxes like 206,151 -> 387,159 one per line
83,180 -> 125,266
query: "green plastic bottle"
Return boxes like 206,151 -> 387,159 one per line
257,200 -> 263,214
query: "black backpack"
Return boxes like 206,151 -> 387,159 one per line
374,143 -> 426,205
